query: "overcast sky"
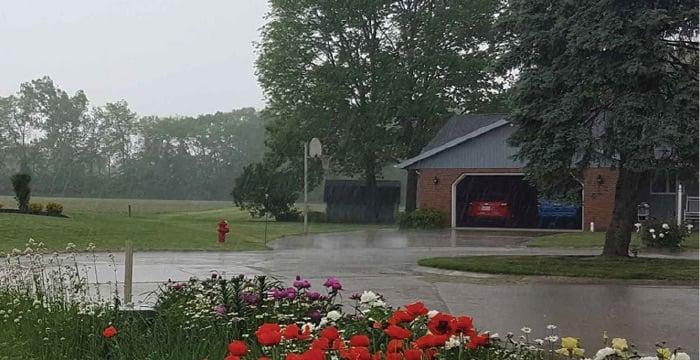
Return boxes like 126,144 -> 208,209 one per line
0,1 -> 269,117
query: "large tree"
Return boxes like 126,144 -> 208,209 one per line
257,0 -> 502,208
499,0 -> 698,256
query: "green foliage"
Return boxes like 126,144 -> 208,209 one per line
10,173 -> 31,212
28,202 -> 43,213
45,202 -> 64,215
232,162 -> 301,221
398,208 -> 448,229
498,0 -> 698,255
639,221 -> 693,249
257,0 -> 502,185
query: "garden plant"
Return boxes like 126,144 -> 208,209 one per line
0,240 -> 691,360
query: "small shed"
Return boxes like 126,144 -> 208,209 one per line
324,180 -> 401,223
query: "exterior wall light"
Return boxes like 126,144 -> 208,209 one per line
433,176 -> 439,185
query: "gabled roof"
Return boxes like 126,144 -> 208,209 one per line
397,114 -> 510,169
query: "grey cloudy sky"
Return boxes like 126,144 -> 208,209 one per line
0,1 -> 269,116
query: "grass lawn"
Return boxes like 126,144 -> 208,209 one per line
527,231 -> 699,249
0,196 -> 387,252
418,255 -> 699,281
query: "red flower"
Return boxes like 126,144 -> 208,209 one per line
283,324 -> 302,340
424,348 -> 437,360
388,310 -> 414,325
467,333 -> 490,349
333,338 -> 346,351
371,351 -> 383,360
404,349 -> 422,360
384,325 -> 411,340
386,352 -> 402,360
387,339 -> 403,353
413,334 -> 448,349
405,302 -> 429,317
256,323 -> 282,346
260,358 -> 270,360
349,334 -> 370,347
227,340 -> 248,356
102,325 -> 117,339
450,316 -> 474,335
224,356 -> 240,360
311,337 -> 330,350
320,326 -> 340,341
302,348 -> 325,360
426,313 -> 454,335
341,347 -> 371,360
286,353 -> 303,360
372,322 -> 383,330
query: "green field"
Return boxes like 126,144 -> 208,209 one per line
419,255 -> 699,281
528,231 -> 699,249
0,196 -> 385,252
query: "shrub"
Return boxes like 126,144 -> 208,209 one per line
398,208 -> 449,229
28,202 -> 43,213
639,220 -> 693,248
232,162 -> 301,220
11,173 -> 31,212
45,202 -> 64,215
274,209 -> 302,222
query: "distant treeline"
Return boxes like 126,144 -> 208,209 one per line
0,77 -> 266,200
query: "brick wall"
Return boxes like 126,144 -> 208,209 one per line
582,167 -> 619,231
416,167 -> 618,230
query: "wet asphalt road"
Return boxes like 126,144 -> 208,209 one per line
72,229 -> 699,357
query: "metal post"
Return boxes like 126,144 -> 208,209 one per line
124,240 -> 133,305
128,204 -> 131,217
264,193 -> 269,245
303,141 -> 309,233
677,183 -> 683,226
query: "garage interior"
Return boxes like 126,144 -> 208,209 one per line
454,174 -> 581,229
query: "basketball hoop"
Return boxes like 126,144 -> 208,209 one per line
309,137 -> 322,158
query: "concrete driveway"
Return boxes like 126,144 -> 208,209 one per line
72,229 -> 698,357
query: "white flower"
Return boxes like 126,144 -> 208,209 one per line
326,310 -> 341,321
534,339 -> 544,345
594,347 -> 616,360
659,233 -> 665,238
359,291 -> 378,304
672,352 -> 690,360
652,234 -> 657,239
686,224 -> 694,230
489,333 -> 500,339
649,229 -> 655,233
662,223 -> 670,229
520,327 -> 532,334
545,335 -> 559,342
639,357 -> 658,360
546,324 -> 557,330
444,335 -> 461,349
427,310 -> 439,318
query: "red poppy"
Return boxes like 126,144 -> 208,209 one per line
224,356 -> 240,360
371,351 -> 383,360
388,310 -> 414,325
227,340 -> 248,356
386,352 -> 402,360
413,334 -> 449,349
404,348 -> 422,360
387,339 -> 403,353
286,353 -> 303,360
426,313 -> 454,335
467,333 -> 490,349
333,338 -> 346,351
102,325 -> 117,339
320,326 -> 340,341
350,334 -> 370,347
341,347 -> 371,360
256,323 -> 282,346
311,337 -> 330,350
450,316 -> 474,335
283,324 -> 301,340
302,348 -> 325,360
384,325 -> 411,340
405,302 -> 429,317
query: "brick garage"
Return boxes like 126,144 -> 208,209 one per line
398,114 -> 617,231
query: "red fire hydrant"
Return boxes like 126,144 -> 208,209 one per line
217,219 -> 230,243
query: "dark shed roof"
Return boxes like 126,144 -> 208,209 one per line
422,114 -> 507,152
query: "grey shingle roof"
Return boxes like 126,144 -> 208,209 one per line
422,114 -> 508,152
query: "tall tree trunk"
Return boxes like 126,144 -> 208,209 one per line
602,168 -> 644,257
405,169 -> 418,212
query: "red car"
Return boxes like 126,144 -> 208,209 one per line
464,198 -> 513,226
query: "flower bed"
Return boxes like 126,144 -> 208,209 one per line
0,240 -> 692,359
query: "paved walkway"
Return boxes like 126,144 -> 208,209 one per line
74,229 -> 698,357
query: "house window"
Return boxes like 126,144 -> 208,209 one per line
650,170 -> 677,194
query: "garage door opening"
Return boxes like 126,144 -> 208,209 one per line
451,174 -> 581,230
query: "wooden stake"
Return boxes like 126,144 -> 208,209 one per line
124,240 -> 133,305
